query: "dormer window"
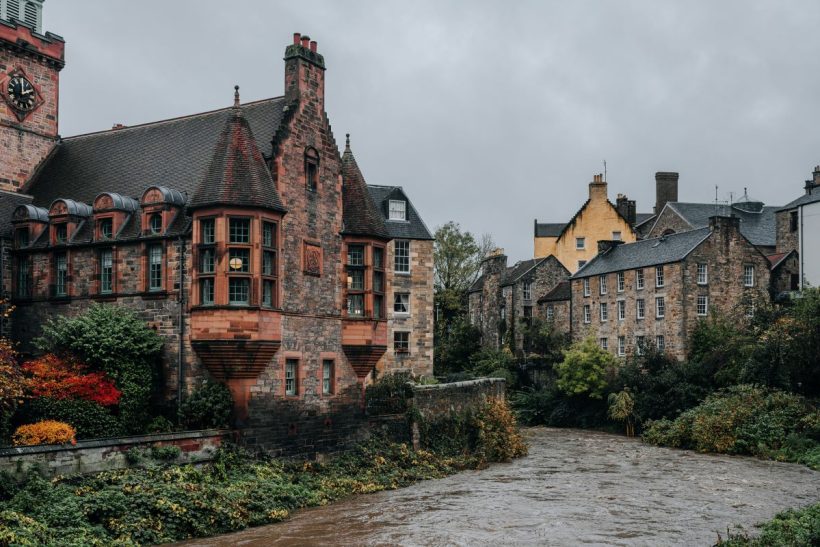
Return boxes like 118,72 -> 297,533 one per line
305,147 -> 319,192
99,218 -> 113,240
149,213 -> 163,234
14,227 -> 29,248
54,223 -> 67,244
388,200 -> 407,221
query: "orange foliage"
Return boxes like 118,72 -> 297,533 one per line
22,354 -> 121,406
13,420 -> 77,446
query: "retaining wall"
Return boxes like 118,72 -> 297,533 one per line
411,378 -> 506,418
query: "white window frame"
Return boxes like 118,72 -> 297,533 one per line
600,302 -> 608,322
636,298 -> 645,320
583,278 -> 590,297
655,265 -> 665,288
600,337 -> 608,351
583,304 -> 591,324
617,336 -> 625,356
617,300 -> 625,321
546,304 -> 554,321
599,275 -> 607,295
612,231 -> 622,241
285,359 -> 298,396
393,292 -> 410,314
576,237 -> 585,250
697,263 -> 708,285
697,295 -> 708,316
388,200 -> 407,221
656,335 -> 665,352
744,265 -> 755,287
394,240 -> 410,274
656,296 -> 665,319
322,359 -> 334,395
523,281 -> 532,300
636,269 -> 644,290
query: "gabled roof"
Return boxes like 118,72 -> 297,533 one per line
778,190 -> 820,212
572,228 -> 712,279
538,281 -> 571,303
190,101 -> 285,212
0,191 -> 33,237
766,250 -> 796,270
534,222 -> 566,238
502,258 -> 543,286
341,138 -> 389,239
652,202 -> 778,247
634,213 -> 656,227
23,97 -> 288,207
468,274 -> 485,293
367,185 -> 434,241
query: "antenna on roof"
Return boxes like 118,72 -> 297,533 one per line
233,85 -> 240,108
603,159 -> 607,182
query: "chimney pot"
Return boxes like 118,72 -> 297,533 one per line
293,33 -> 301,45
309,40 -> 317,52
655,171 -> 679,215
301,35 -> 311,48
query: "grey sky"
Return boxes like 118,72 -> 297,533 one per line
46,1 -> 820,262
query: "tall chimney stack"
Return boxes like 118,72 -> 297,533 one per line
655,172 -> 679,215
588,173 -> 607,201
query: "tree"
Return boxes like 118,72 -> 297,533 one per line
554,337 -> 615,399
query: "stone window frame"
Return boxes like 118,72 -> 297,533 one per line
617,300 -> 626,321
583,304 -> 591,324
655,296 -> 665,319
394,240 -> 410,274
656,335 -> 665,352
546,304 -> 554,321
636,268 -> 645,290
304,146 -> 320,192
227,216 -> 253,306
576,237 -> 585,250
600,302 -> 608,322
617,336 -> 626,357
697,295 -> 708,316
599,275 -> 607,295
261,221 -> 279,308
285,358 -> 299,397
655,265 -> 665,288
583,278 -> 590,297
321,359 -> 335,395
53,251 -> 69,297
394,331 -> 410,354
393,292 -> 410,315
346,243 -> 366,318
388,199 -> 407,221
636,298 -> 645,320
147,243 -> 164,292
697,263 -> 708,285
15,255 -> 31,299
98,247 -> 115,294
743,265 -> 755,287
617,272 -> 625,292
523,280 -> 532,301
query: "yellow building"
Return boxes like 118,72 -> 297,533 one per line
534,174 -> 638,273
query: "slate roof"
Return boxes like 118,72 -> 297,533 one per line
572,228 -> 712,279
468,274 -> 485,293
654,202 -> 778,247
634,213 -> 655,227
367,185 -> 434,241
0,191 -> 33,238
22,97 -> 288,207
537,281 -> 571,303
534,222 -> 566,237
766,251 -> 795,270
189,103 -> 285,212
341,140 -> 389,239
778,190 -> 820,212
502,258 -> 543,286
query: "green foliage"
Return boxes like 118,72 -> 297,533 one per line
146,416 -> 175,434
607,389 -> 637,436
554,337 -> 615,399
124,448 -> 143,466
16,397 -> 122,439
718,503 -> 820,546
34,304 -> 164,435
642,385 -> 819,468
366,372 -> 414,415
434,316 -> 482,376
179,381 -> 233,429
150,445 -> 182,461
433,221 -> 489,296
470,346 -> 515,377
519,317 -> 569,362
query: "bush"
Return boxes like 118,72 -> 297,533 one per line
0,337 -> 23,444
366,372 -> 414,415
13,420 -> 76,446
150,445 -> 182,461
22,354 -> 121,406
17,397 -> 121,439
554,337 -> 615,399
147,415 -> 175,434
718,503 -> 820,546
179,381 -> 234,429
511,386 -> 561,426
473,398 -> 528,462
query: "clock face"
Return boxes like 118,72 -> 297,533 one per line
7,76 -> 36,112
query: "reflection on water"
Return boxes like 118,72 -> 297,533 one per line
178,428 -> 819,546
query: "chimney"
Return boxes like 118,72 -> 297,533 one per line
655,172 -> 679,214
111,123 -> 126,130
597,240 -> 624,254
807,165 -> 820,195
284,32 -> 326,106
588,173 -> 607,201
481,248 -> 508,278
708,215 -> 740,235
616,193 -> 637,225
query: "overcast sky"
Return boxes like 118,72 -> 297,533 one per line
46,1 -> 820,262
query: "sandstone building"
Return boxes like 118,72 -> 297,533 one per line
0,4 -> 434,437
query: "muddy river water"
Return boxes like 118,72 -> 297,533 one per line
181,428 -> 819,546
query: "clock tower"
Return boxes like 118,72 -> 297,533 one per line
0,0 -> 64,192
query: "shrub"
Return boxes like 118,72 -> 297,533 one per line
22,354 -> 121,406
17,397 -> 121,439
179,381 -> 234,429
718,503 -> 820,546
366,372 -> 414,415
511,386 -> 560,426
470,347 -> 516,378
150,445 -> 182,461
473,397 -> 527,462
147,415 -> 175,434
0,337 -> 23,444
554,337 -> 615,399
13,421 -> 76,446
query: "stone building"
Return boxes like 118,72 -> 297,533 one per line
570,216 -> 771,360
468,250 -> 568,354
536,280 -> 570,335
533,174 -> 648,273
775,166 -> 820,290
0,6 -> 434,441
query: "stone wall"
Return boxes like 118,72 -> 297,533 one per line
510,256 -> 568,353
0,429 -> 229,480
776,209 -> 798,254
536,298 -> 570,336
410,378 -> 505,419
645,206 -> 693,238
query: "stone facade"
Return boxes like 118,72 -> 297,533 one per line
645,206 -> 694,238
570,217 -> 771,360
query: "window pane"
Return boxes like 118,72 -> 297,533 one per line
322,360 -> 333,394
149,245 -> 162,290
229,218 -> 250,243
100,249 -> 113,293
374,295 -> 383,319
263,222 -> 276,248
55,224 -> 67,243
201,278 -> 214,305
636,269 -> 644,289
55,253 -> 67,296
200,248 -> 215,273
228,278 -> 249,304
656,266 -> 664,287
347,294 -> 364,316
228,248 -> 250,273
262,280 -> 274,307
347,245 -> 364,266
394,293 -> 409,313
349,268 -> 364,290
201,219 -> 215,244
262,251 -> 275,276
99,219 -> 113,239
285,359 -> 298,396
388,200 -> 406,220
373,247 -> 384,270
16,258 -> 30,297
394,240 -> 410,273
394,332 -> 409,352
150,214 -> 162,234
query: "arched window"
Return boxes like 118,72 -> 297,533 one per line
662,228 -> 675,236
304,147 -> 319,192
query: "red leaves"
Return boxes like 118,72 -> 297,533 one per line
22,354 -> 121,406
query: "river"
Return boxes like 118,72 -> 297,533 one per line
180,428 -> 819,546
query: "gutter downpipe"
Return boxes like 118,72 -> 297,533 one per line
177,236 -> 186,419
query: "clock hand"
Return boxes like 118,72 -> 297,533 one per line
22,88 -> 34,95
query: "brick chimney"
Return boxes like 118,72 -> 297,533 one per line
481,248 -> 508,278
284,32 -> 326,107
805,165 -> 820,195
589,173 -> 607,202
597,240 -> 624,254
616,193 -> 636,225
708,215 -> 740,234
655,172 -> 679,214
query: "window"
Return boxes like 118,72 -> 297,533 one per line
617,272 -> 624,292
262,280 -> 273,308
322,360 -> 334,395
347,294 -> 364,317
636,298 -> 645,320
200,248 -> 215,274
148,244 -> 162,291
55,223 -> 67,244
617,336 -> 625,356
523,281 -> 532,300
201,218 -> 215,244
578,260 -> 587,269
394,240 -> 410,273
523,305 -> 533,324
583,278 -> 590,297
546,304 -> 554,321
743,265 -> 755,287
149,213 -> 162,234
201,278 -> 214,306
347,245 -> 364,266
285,359 -> 298,396
346,244 -> 365,317
373,246 -> 384,319
100,249 -> 113,294
199,218 -> 217,306
228,278 -> 249,305
655,265 -> 664,288
15,228 -> 28,248
655,296 -> 665,318
99,218 -> 113,240
16,257 -> 30,298
790,211 -> 798,232
617,300 -> 625,321
697,295 -> 708,316
656,335 -> 665,352
388,200 -> 406,220
305,147 -> 319,191
576,237 -> 585,250
500,305 -> 506,322
636,336 -> 645,355
229,218 -> 250,243
746,302 -> 755,318
394,292 -> 410,314
394,331 -> 409,353
600,338 -> 608,351
261,221 -> 278,308
697,263 -> 708,285
600,302 -> 608,322
583,304 -> 591,324
229,248 -> 250,273
636,269 -> 644,290
612,231 -> 622,241
599,275 -> 607,295
54,252 -> 67,296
